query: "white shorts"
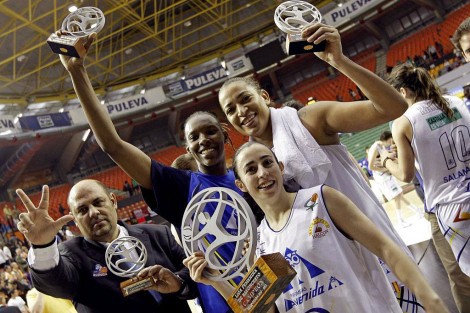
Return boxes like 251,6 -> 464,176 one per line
374,173 -> 403,201
436,201 -> 470,276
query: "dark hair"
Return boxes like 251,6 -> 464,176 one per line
387,64 -> 453,118
232,142 -> 285,224
219,76 -> 262,95
232,142 -> 259,221
282,100 -> 305,111
379,130 -> 392,142
219,76 -> 278,108
464,85 -> 470,98
233,142 -> 259,180
452,17 -> 470,51
183,111 -> 221,134
183,111 -> 223,141
182,111 -> 234,151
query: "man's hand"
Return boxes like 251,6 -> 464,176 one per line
137,265 -> 184,294
16,185 -> 74,245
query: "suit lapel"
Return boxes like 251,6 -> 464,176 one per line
81,238 -> 107,265
125,225 -> 156,267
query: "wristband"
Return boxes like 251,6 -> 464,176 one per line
382,157 -> 392,168
174,273 -> 187,294
32,237 -> 56,249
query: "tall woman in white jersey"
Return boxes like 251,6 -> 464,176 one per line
382,63 -> 470,311
184,142 -> 449,313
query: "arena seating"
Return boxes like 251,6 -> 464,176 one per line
339,123 -> 391,160
6,3 -> 470,231
14,184 -> 72,221
149,145 -> 188,165
387,3 -> 470,67
87,167 -> 132,192
118,199 -> 150,223
0,202 -> 14,221
291,47 -> 378,104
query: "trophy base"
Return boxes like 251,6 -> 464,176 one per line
120,276 -> 157,297
286,33 -> 326,55
228,253 -> 296,313
47,34 -> 86,58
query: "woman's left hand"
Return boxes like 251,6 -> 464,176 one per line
301,23 -> 344,65
183,251 -> 215,286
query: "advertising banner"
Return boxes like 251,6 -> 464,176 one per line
19,112 -> 71,130
322,0 -> 385,27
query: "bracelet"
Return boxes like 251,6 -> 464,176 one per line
174,274 -> 187,294
32,237 -> 56,249
382,157 -> 392,168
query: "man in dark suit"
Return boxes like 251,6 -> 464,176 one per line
16,179 -> 198,313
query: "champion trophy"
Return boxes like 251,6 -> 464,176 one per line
274,1 -> 325,55
105,236 -> 155,296
181,187 -> 296,313
47,7 -> 105,58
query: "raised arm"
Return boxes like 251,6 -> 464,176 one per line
380,117 -> 416,182
322,185 -> 448,313
16,186 -> 80,299
59,33 -> 152,189
16,185 -> 73,245
298,24 -> 407,137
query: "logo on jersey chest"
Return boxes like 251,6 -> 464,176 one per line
304,193 -> 319,211
308,217 -> 330,239
92,264 -> 108,277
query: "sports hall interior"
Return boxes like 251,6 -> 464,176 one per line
0,1 -> 469,311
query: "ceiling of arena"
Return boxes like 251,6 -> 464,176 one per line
0,0 -> 334,107
1,0 -> 456,192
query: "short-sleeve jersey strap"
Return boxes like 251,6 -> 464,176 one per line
141,160 -> 191,226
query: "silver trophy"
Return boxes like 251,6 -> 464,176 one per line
274,1 -> 325,55
105,236 -> 155,296
47,7 -> 105,58
181,187 -> 296,313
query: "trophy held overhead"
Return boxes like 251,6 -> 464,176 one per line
274,1 -> 326,55
47,7 -> 105,58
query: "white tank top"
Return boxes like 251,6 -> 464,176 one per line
403,96 -> 470,209
257,186 -> 400,313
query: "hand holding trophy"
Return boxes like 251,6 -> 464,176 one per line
181,187 -> 296,313
47,7 -> 105,58
274,1 -> 325,55
105,236 -> 156,296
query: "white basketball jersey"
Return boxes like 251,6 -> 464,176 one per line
257,186 -> 400,313
403,96 -> 470,209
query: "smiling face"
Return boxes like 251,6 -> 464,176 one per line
219,81 -> 271,139
234,143 -> 284,205
68,180 -> 119,243
184,113 -> 226,173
